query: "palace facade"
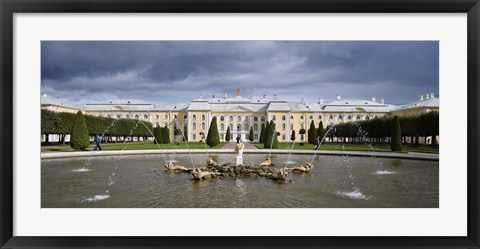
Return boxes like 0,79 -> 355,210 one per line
41,89 -> 439,142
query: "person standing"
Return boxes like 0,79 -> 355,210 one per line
93,134 -> 103,151
314,136 -> 320,150
236,135 -> 240,144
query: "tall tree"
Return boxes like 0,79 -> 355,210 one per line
70,111 -> 90,150
264,120 -> 277,149
162,127 -> 170,144
290,130 -> 296,141
308,120 -> 317,144
317,121 -> 325,141
206,117 -> 220,147
259,123 -> 266,143
225,126 -> 231,142
249,126 -> 254,142
390,116 -> 402,151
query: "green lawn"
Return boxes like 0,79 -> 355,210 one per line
253,142 -> 439,154
41,142 -> 227,152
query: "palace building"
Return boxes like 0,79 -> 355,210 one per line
41,88 -> 439,142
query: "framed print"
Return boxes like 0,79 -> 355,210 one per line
1,0 -> 479,248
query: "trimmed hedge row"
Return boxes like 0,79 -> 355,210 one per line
41,109 -> 154,143
329,111 -> 439,145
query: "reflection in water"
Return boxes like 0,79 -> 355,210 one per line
41,154 -> 438,208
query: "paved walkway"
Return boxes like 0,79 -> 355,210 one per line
221,141 -> 258,150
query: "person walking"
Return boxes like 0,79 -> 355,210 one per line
236,136 -> 241,144
93,134 -> 103,151
314,135 -> 321,150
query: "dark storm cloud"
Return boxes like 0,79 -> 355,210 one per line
41,41 -> 438,105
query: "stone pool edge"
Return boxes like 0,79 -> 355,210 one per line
41,149 -> 439,161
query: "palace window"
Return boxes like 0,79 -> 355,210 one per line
220,116 -> 225,121
282,134 -> 286,140
255,134 -> 258,139
329,115 -> 334,120
300,115 -> 304,120
301,123 -> 304,129
202,122 -> 206,130
220,124 -> 225,131
245,124 -> 249,130
164,114 -> 168,119
229,116 -> 233,122
282,115 -> 286,121
290,124 -> 294,130
155,114 -> 159,119
245,116 -> 249,122
237,116 -> 242,122
338,115 -> 343,120
164,122 -> 168,127
174,114 -> 177,119
318,114 -> 322,119
193,133 -> 196,140
229,124 -> 233,131
261,116 -> 265,121
237,124 -> 241,131
193,122 -> 197,130
356,115 -> 361,120
117,114 -> 121,119
135,114 -> 139,119
254,124 -> 258,131
144,114 -> 149,119
107,114 -> 112,118
272,115 -> 276,121
374,115 -> 378,119
309,115 -> 313,119
253,116 -> 258,121
202,114 -> 206,121
347,115 -> 352,120
184,114 -> 187,119
192,115 -> 196,121
291,115 -> 294,120
282,123 -> 286,131
155,122 -> 159,127
365,116 -> 370,120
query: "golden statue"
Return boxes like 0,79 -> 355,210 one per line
236,87 -> 241,96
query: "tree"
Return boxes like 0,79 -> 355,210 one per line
264,121 -> 277,149
317,121 -> 325,141
162,127 -> 170,144
206,117 -> 220,147
70,111 -> 90,150
153,127 -> 163,144
299,128 -> 306,145
272,130 -> 279,149
291,130 -> 296,141
249,126 -> 254,142
259,123 -> 266,143
390,116 -> 402,151
183,124 -> 188,142
225,126 -> 231,142
308,120 -> 317,144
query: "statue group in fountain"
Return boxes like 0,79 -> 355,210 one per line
164,140 -> 313,182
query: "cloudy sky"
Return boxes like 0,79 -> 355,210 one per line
41,41 -> 438,105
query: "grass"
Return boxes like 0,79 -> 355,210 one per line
41,141 -> 438,154
253,142 -> 439,154
41,141 -> 227,152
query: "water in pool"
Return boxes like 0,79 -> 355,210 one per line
41,154 -> 438,208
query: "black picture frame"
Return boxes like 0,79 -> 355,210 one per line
1,0 -> 479,248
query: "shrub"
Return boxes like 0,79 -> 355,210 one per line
390,116 -> 402,151
70,111 -> 90,150
225,126 -> 231,142
162,127 -> 170,144
308,120 -> 317,144
206,117 -> 220,147
291,130 -> 296,141
249,126 -> 254,142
